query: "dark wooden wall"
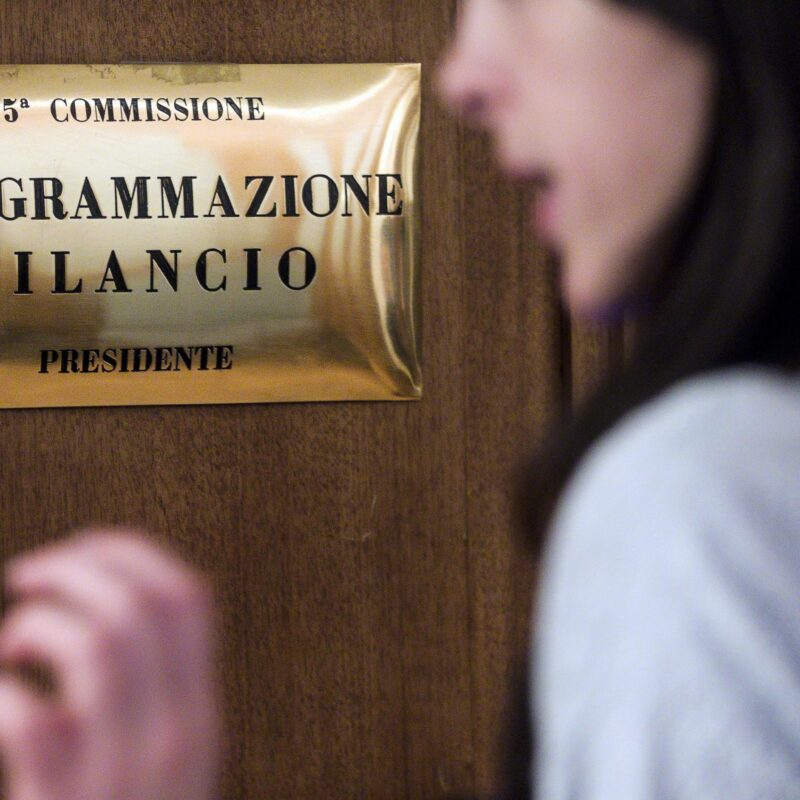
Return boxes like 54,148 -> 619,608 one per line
0,2 -> 624,797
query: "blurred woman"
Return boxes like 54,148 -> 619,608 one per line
439,0 -> 800,797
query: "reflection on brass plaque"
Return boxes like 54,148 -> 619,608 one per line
0,64 -> 421,409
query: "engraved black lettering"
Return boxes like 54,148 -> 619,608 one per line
1,178 -> 26,220
112,176 -> 151,219
33,178 -> 67,220
51,99 -> 69,123
82,349 -> 101,373
73,178 -> 106,219
246,97 -> 265,120
159,176 -> 197,219
377,173 -> 404,216
60,349 -> 81,374
302,174 -> 339,217
154,347 -> 174,371
102,349 -> 118,372
243,248 -> 262,291
146,249 -> 181,292
39,350 -> 58,374
224,97 -> 243,120
279,247 -> 317,291
14,251 -> 33,294
92,98 -> 116,122
175,347 -> 193,371
118,98 -> 142,122
216,345 -> 234,370
51,251 -> 83,294
173,98 -> 189,122
132,348 -> 153,372
70,98 -> 92,123
196,248 -> 228,292
245,176 -> 277,217
282,175 -> 300,217
155,98 -> 172,121
204,176 -> 238,218
95,251 -> 131,293
195,345 -> 214,370
342,174 -> 372,217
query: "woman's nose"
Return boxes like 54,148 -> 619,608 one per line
437,4 -> 510,126
438,45 -> 504,125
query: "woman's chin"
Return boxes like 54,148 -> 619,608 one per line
560,272 -> 635,325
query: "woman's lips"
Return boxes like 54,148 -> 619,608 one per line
499,160 -> 560,244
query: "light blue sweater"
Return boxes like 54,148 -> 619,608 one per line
533,366 -> 800,799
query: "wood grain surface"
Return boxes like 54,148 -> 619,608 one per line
0,2 -> 622,797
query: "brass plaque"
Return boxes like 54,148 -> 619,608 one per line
0,64 -> 421,408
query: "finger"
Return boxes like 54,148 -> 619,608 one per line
73,530 -> 216,699
77,529 -> 205,597
0,603 -> 123,719
77,528 -> 212,624
0,675 -> 80,800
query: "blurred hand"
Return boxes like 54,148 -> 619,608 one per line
0,529 -> 219,800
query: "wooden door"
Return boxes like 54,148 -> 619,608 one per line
0,2 -> 624,797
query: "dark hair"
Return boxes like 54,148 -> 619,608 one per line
503,2 -> 800,798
